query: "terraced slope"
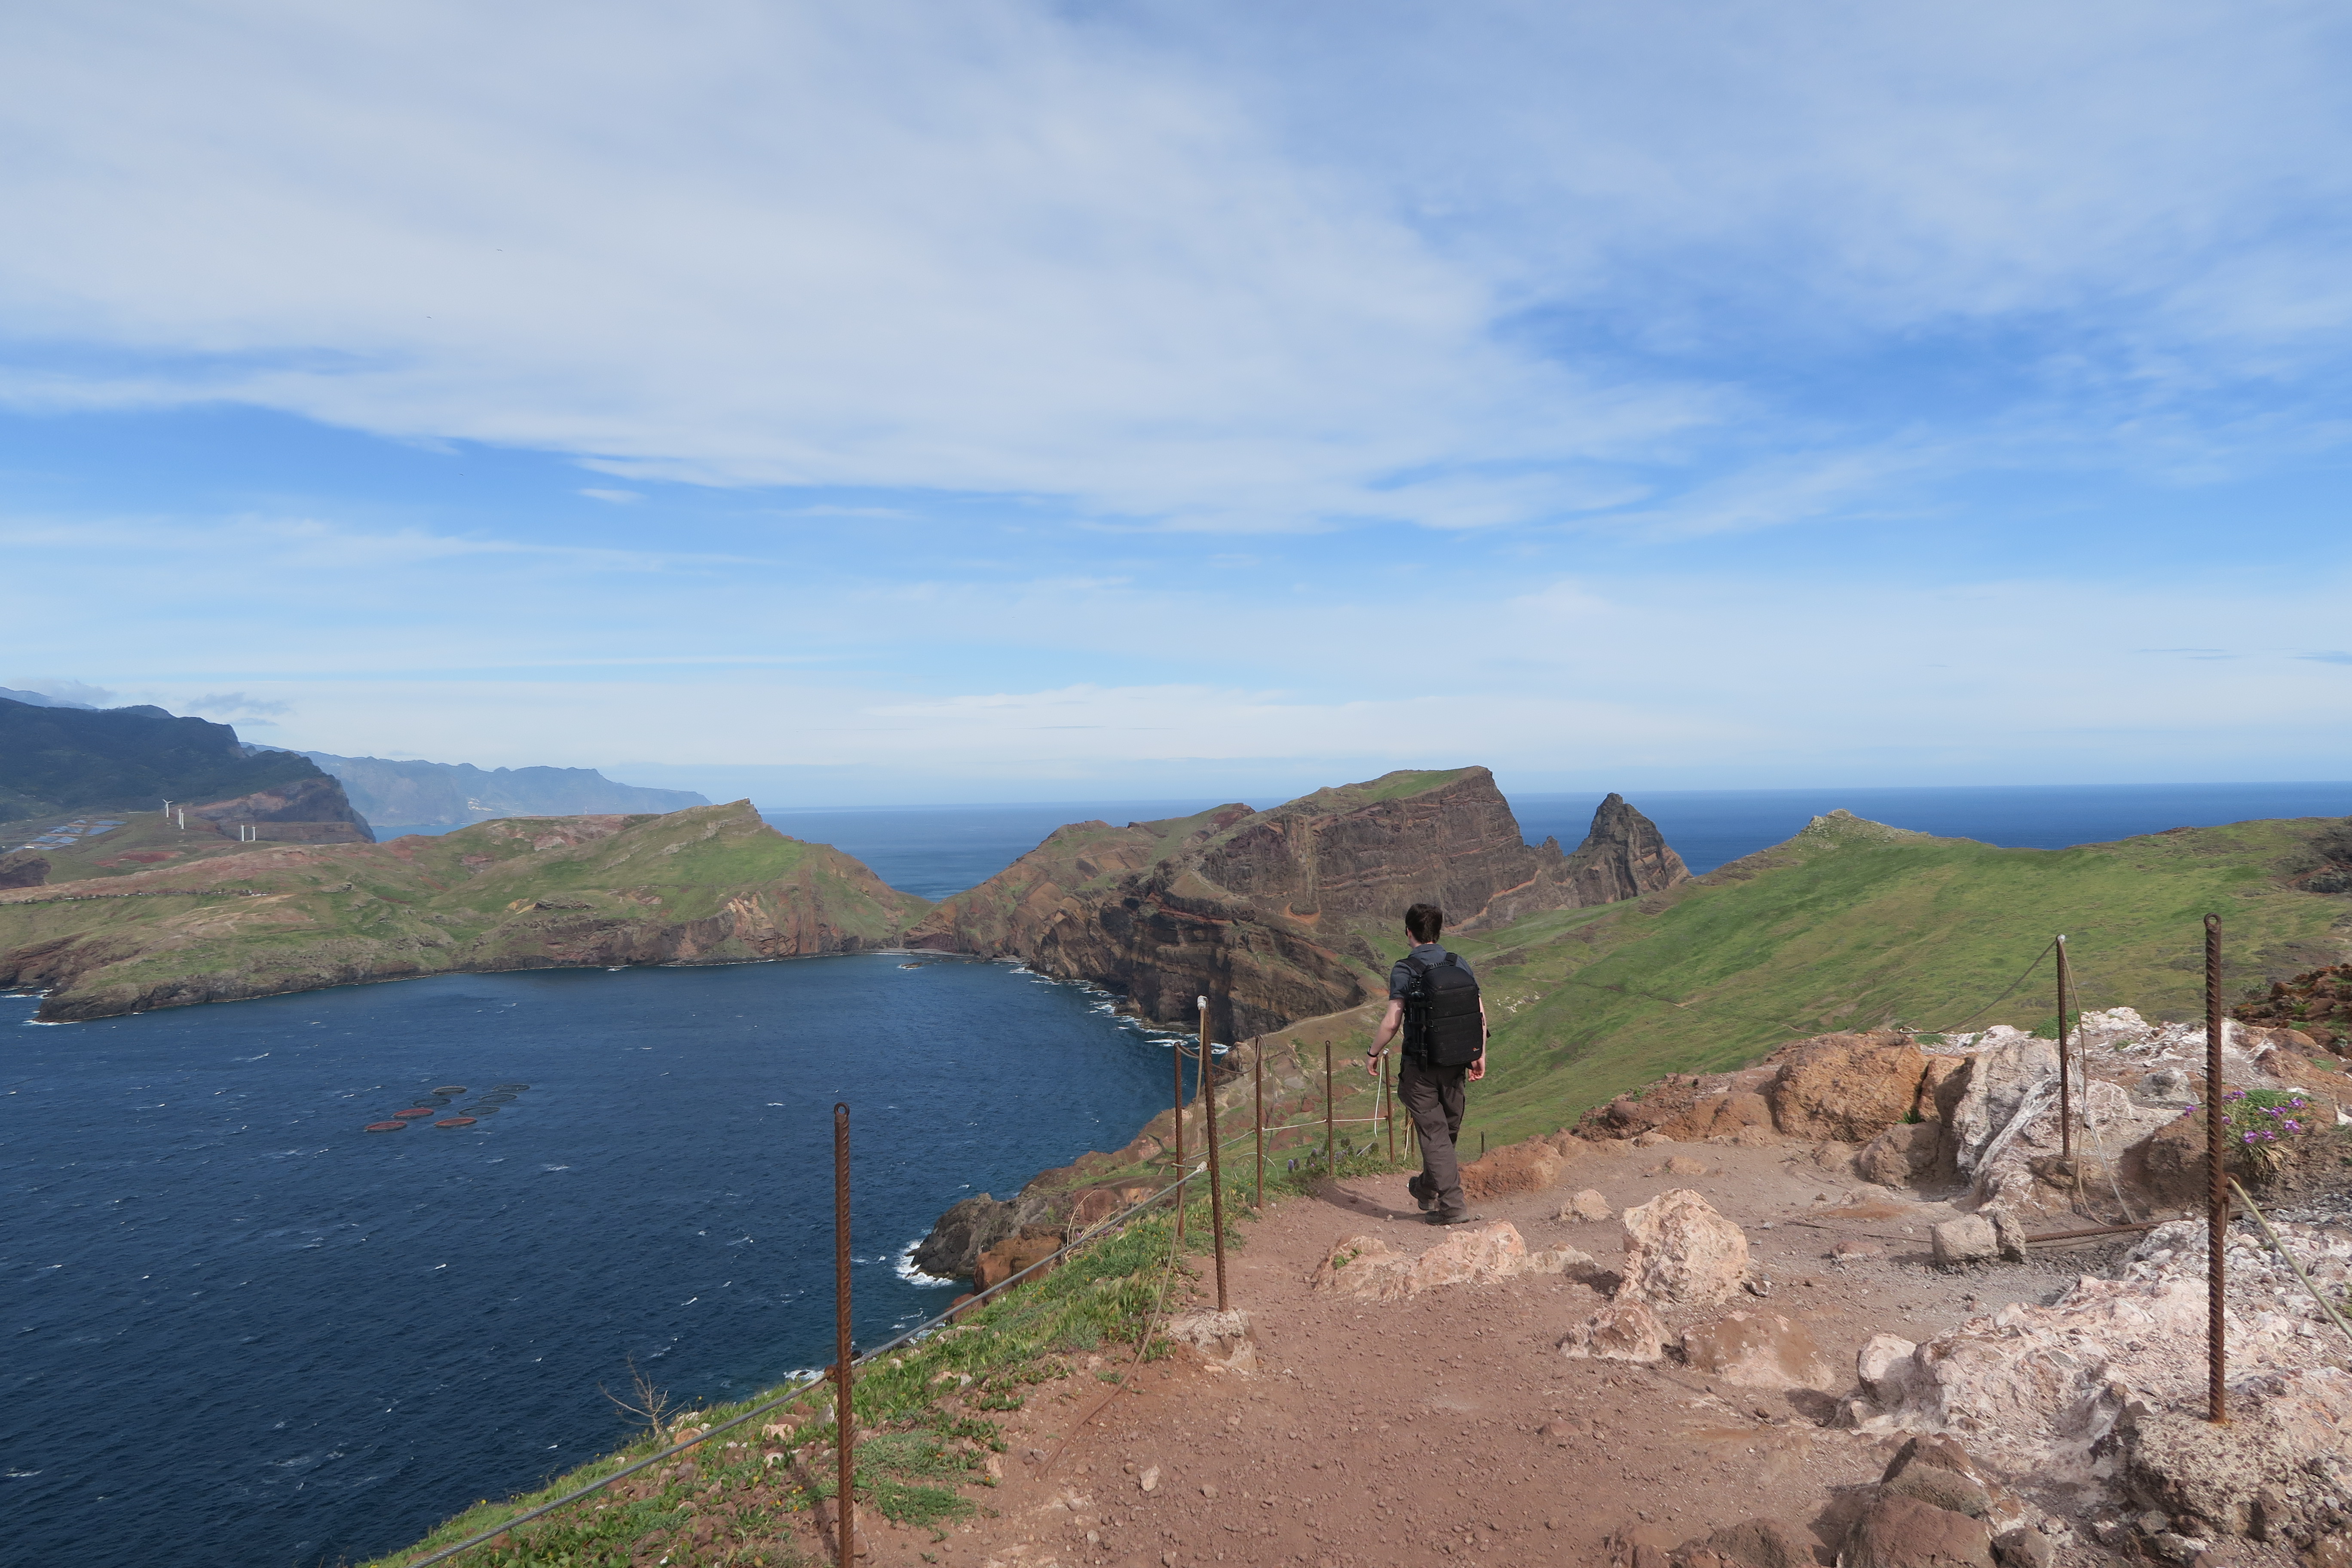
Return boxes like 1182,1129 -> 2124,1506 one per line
0,802 -> 928,1020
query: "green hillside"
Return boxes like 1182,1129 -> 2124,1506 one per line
1434,809 -> 2352,1144
0,802 -> 930,1020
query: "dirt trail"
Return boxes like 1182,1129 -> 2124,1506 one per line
842,1137 -> 2180,1568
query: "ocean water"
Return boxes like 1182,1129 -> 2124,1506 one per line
2,959 -> 1201,1568
758,801 -> 1227,900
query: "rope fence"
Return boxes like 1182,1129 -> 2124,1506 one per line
395,911 -> 2292,1563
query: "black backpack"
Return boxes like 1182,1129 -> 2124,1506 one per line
1400,951 -> 1484,1068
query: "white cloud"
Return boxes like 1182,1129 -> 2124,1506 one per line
6,3 -> 2341,534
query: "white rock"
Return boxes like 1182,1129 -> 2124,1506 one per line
1857,1333 -> 1920,1402
1559,1299 -> 1666,1363
1619,1188 -> 1749,1307
1932,1216 -> 2001,1268
1309,1222 -> 1588,1302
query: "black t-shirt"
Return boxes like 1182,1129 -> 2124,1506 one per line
1388,942 -> 1475,1000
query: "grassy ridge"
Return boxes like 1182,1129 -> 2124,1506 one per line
0,802 -> 930,1019
1438,810 -> 2351,1145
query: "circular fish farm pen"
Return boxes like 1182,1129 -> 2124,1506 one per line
434,1117 -> 477,1128
364,1121 -> 407,1133
393,1108 -> 436,1119
432,1085 -> 466,1095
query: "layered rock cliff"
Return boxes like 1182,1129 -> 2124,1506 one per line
906,768 -> 1687,1039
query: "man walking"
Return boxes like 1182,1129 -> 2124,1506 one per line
1365,902 -> 1487,1225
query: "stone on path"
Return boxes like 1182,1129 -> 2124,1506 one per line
1842,1494 -> 1996,1568
1929,1215 -> 2000,1268
1619,1188 -> 1749,1307
1679,1310 -> 1836,1390
1559,1298 -> 1666,1363
1309,1221 -> 1589,1302
1162,1308 -> 1256,1371
1559,1188 -> 1613,1222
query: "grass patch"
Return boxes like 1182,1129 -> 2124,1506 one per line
369,1200 -> 1232,1568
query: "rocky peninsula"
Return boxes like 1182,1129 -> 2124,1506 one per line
906,766 -> 1688,1039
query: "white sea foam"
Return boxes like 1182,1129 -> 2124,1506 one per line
894,1236 -> 960,1287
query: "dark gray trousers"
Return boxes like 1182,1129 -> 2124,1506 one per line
1398,1054 -> 1469,1216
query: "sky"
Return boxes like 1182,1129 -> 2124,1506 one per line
3,1 -> 2349,806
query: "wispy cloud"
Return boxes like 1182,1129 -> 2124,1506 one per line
4,4 -> 2346,536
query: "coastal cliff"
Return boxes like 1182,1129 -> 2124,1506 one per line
0,801 -> 927,1020
906,767 -> 1688,1039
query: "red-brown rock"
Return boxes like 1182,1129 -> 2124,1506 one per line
1842,1494 -> 1996,1567
1767,1032 -> 1927,1142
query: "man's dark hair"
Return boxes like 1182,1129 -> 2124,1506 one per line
1405,903 -> 1443,943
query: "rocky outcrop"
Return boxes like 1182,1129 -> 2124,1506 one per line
910,1194 -> 1020,1279
186,776 -> 377,844
908,768 -> 1688,1037
0,853 -> 48,888
2238,960 -> 2352,1050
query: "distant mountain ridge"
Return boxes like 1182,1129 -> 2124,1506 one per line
0,696 -> 365,833
302,753 -> 710,827
0,686 -> 97,710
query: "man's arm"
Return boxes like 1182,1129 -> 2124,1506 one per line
1364,998 -> 1404,1075
1468,996 -> 1490,1081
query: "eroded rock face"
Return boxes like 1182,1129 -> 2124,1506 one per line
910,1193 -> 1017,1280
0,852 -> 48,888
1310,1221 -> 1589,1302
1767,1032 -> 1926,1142
907,769 -> 1688,1037
972,1228 -> 1063,1292
1860,1120 -> 1946,1188
1619,1188 -> 1749,1308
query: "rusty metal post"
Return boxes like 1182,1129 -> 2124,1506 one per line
1171,1032 -> 1186,1242
832,1102 -> 856,1565
1199,997 -> 1228,1311
1384,1056 -> 1396,1164
2205,913 -> 2228,1424
2055,934 -> 2074,1168
1253,1038 -> 1264,1209
1323,1040 -> 1335,1168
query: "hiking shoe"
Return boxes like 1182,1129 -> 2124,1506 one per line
1427,1209 -> 1482,1226
1406,1174 -> 1436,1212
